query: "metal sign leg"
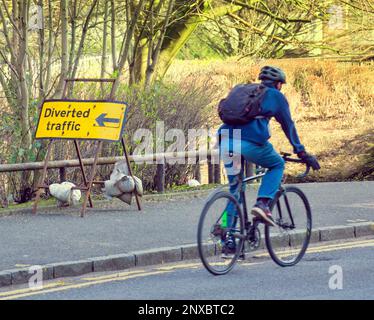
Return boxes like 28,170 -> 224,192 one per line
121,138 -> 142,211
74,140 -> 93,208
80,141 -> 103,217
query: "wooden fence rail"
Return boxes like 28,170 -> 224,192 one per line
0,150 -> 230,193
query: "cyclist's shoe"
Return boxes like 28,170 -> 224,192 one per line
221,247 -> 246,260
221,246 -> 236,259
221,238 -> 236,259
238,251 -> 245,261
251,201 -> 277,227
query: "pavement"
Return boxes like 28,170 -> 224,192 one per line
0,181 -> 373,287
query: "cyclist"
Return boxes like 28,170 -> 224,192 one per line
218,66 -> 320,256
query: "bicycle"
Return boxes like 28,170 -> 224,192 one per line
197,152 -> 312,275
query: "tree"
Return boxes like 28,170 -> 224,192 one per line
0,0 -> 34,200
0,0 -> 373,202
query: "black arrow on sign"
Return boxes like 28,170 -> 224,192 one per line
95,113 -> 120,127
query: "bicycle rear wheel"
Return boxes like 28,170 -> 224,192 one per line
265,186 -> 312,267
197,191 -> 245,275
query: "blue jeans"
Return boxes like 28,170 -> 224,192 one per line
220,139 -> 285,228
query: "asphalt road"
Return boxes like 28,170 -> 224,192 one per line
1,237 -> 373,300
0,181 -> 373,271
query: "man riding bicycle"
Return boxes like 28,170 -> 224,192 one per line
218,66 -> 320,256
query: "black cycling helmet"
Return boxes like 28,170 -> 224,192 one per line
258,66 -> 286,84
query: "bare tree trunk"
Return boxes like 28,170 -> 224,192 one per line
101,0 -> 111,170
110,0 -> 117,71
54,0 -> 69,98
101,0 -> 109,80
68,0 -> 77,78
17,0 -> 31,154
33,0 -> 54,190
69,0 -> 98,83
145,0 -> 174,88
18,0 -> 32,200
37,0 -> 45,98
44,0 -> 54,94
112,0 -> 145,94
53,0 -> 69,169
11,0 -> 18,92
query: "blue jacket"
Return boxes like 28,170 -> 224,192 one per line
218,81 -> 305,154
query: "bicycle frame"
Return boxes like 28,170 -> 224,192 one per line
233,153 -> 309,236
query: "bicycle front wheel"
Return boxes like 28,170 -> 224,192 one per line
265,186 -> 312,267
197,191 -> 245,275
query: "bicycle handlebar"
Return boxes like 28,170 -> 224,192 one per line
280,152 -> 311,179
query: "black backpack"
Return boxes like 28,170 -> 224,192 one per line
218,83 -> 268,125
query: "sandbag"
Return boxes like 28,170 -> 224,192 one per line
115,175 -> 135,193
133,176 -> 143,196
110,160 -> 129,181
102,160 -> 143,205
49,181 -> 81,206
103,180 -> 123,198
118,192 -> 133,205
188,179 -> 201,187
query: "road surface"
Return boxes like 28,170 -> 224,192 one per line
1,237 -> 373,300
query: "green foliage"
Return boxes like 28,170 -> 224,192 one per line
114,78 -> 217,190
177,25 -> 225,60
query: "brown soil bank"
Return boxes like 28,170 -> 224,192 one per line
167,58 -> 374,183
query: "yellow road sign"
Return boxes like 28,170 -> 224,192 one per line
35,99 -> 128,141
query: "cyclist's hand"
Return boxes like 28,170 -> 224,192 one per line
297,151 -> 321,170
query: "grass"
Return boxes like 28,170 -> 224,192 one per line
0,183 -> 223,213
0,198 -> 55,212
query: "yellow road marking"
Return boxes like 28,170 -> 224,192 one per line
255,239 -> 374,258
14,264 -> 31,268
82,269 -> 146,281
347,219 -> 368,223
155,263 -> 201,271
237,262 -> 263,267
275,243 -> 374,259
306,242 -> 374,254
0,261 -> 263,300
0,271 -> 170,300
0,281 -> 65,297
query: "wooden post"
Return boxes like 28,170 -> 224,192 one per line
213,164 -> 221,184
59,167 -> 66,182
194,155 -> 201,183
207,154 -> 214,184
194,165 -> 201,183
155,162 -> 165,193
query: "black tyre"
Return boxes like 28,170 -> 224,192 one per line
265,186 -> 312,267
197,191 -> 245,275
